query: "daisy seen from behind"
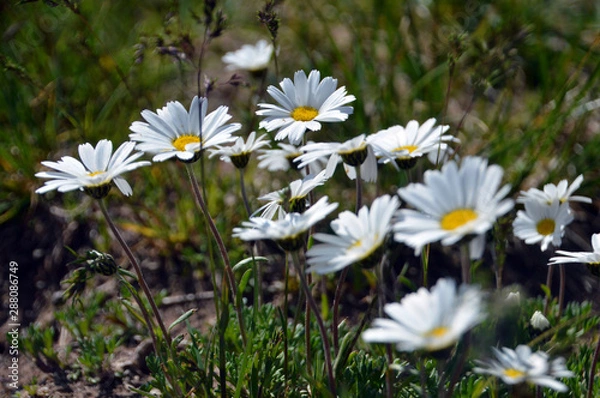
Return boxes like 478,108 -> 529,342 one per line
295,134 -> 378,183
35,139 -> 150,199
233,196 -> 338,251
209,131 -> 270,169
368,118 -> 458,169
393,156 -> 514,258
256,70 -> 356,144
222,39 -> 273,72
362,278 -> 484,352
129,96 -> 241,163
512,199 -> 573,251
306,195 -> 400,274
549,233 -> 600,275
253,170 -> 330,219
473,345 -> 574,392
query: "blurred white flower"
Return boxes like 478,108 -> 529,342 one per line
222,39 -> 273,72
233,196 -> 338,251
362,278 -> 484,352
474,345 -> 574,392
129,96 -> 240,163
513,199 -> 573,251
505,291 -> 521,306
393,156 -> 514,259
517,174 -> 591,205
306,195 -> 400,274
256,70 -> 355,144
36,139 -> 150,198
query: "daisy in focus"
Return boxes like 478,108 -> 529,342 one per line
222,39 -> 273,72
35,139 -> 150,199
295,134 -> 378,182
549,233 -> 600,275
306,195 -> 400,274
233,196 -> 338,251
253,170 -> 330,219
517,174 -> 591,205
256,70 -> 356,144
368,118 -> 458,169
393,156 -> 514,258
362,278 -> 484,352
209,131 -> 270,169
512,199 -> 573,251
473,345 -> 574,392
129,96 -> 241,163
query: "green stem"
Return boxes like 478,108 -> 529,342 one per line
291,251 -> 337,396
558,264 -> 565,318
98,199 -> 171,347
239,167 -> 252,218
460,242 -> 471,284
185,163 -> 247,347
587,324 -> 600,398
332,266 -> 348,355
355,166 -> 363,212
378,254 -> 394,398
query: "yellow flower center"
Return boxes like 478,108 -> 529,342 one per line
503,368 -> 525,379
536,219 -> 555,235
291,106 -> 319,121
87,171 -> 105,177
392,145 -> 419,153
440,209 -> 478,231
424,326 -> 449,338
173,135 -> 201,151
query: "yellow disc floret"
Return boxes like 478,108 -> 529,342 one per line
441,209 -> 478,231
536,219 -> 556,236
291,106 -> 319,121
173,135 -> 201,151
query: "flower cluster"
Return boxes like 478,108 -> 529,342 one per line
35,63 -> 586,395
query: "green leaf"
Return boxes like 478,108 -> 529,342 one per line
168,308 -> 197,333
232,256 -> 268,272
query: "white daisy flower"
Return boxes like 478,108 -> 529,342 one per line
257,142 -> 303,172
295,134 -> 378,182
209,131 -> 270,169
256,70 -> 356,144
222,39 -> 273,72
517,174 -> 591,205
393,156 -> 514,258
35,139 -> 150,199
548,233 -> 600,274
129,96 -> 241,163
233,196 -> 338,251
253,170 -> 330,219
362,278 -> 484,352
306,195 -> 400,274
368,118 -> 458,169
513,199 -> 573,251
257,142 -> 329,174
473,345 -> 574,392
